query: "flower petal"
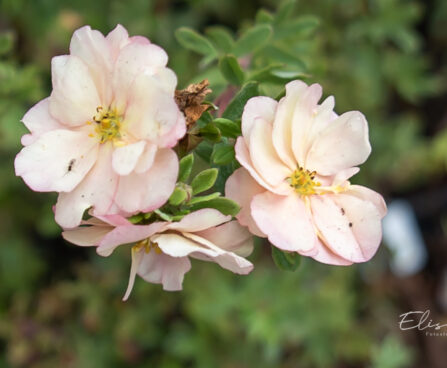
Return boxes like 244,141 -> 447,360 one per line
69,26 -> 113,105
62,224 -> 112,246
290,83 -> 323,165
241,96 -> 277,141
106,24 -> 130,60
49,55 -> 101,127
311,239 -> 353,266
155,233 -> 253,275
97,222 -> 167,257
272,80 -> 307,169
137,250 -> 191,291
251,191 -> 317,253
234,137 -> 290,195
225,167 -> 266,237
305,111 -> 371,175
112,41 -> 169,110
310,194 -> 381,263
195,220 -> 254,257
249,118 -> 291,187
167,209 -> 230,233
123,246 -> 145,300
15,129 -> 98,192
54,144 -> 119,228
21,98 -> 64,145
134,142 -> 157,174
112,141 -> 146,175
348,185 -> 387,218
124,74 -> 184,147
115,148 -> 178,213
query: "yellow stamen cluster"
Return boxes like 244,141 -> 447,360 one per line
88,106 -> 123,143
132,238 -> 162,254
287,166 -> 321,196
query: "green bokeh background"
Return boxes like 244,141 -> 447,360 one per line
1,0 -> 446,367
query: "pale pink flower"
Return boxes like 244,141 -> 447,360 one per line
62,209 -> 254,299
226,80 -> 387,265
15,25 -> 186,228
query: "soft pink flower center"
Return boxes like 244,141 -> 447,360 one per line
287,167 -> 322,195
88,106 -> 123,144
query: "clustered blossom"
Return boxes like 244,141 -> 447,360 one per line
63,209 -> 253,299
226,81 -> 387,265
15,25 -> 185,228
15,24 -> 387,297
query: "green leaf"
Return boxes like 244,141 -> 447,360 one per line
178,153 -> 194,182
264,45 -> 307,69
274,16 -> 320,40
256,9 -> 274,24
194,141 -> 213,163
222,81 -> 259,121
211,143 -> 235,165
128,213 -> 144,224
187,192 -> 221,205
234,24 -> 273,57
275,0 -> 296,24
169,186 -> 189,206
271,247 -> 301,271
189,197 -> 240,216
175,27 -> 218,57
0,32 -> 14,56
213,118 -> 241,138
205,26 -> 234,53
154,209 -> 174,222
199,122 -> 221,142
191,168 -> 219,195
219,55 -> 245,86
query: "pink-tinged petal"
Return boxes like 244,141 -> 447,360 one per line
62,224 -> 113,246
49,55 -> 101,127
332,167 -> 360,185
249,118 -> 291,187
123,246 -> 145,300
21,98 -> 64,145
112,42 -> 169,110
134,142 -> 157,174
195,220 -> 254,257
234,137 -> 290,195
311,239 -> 353,266
69,26 -> 113,105
15,129 -> 98,192
112,141 -> 146,175
106,24 -> 130,59
225,167 -> 266,237
93,214 -> 131,227
305,111 -> 371,175
347,185 -> 387,218
272,80 -> 307,169
306,95 -> 336,144
290,83 -> 323,165
334,193 -> 383,262
241,96 -> 277,141
115,148 -> 178,213
97,222 -> 167,257
54,144 -> 119,228
167,209 -> 230,233
154,68 -> 178,95
251,191 -> 317,253
124,74 -> 183,147
310,194 -> 381,263
155,233 -> 253,275
137,250 -> 191,291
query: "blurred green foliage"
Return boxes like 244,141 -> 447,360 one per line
1,0 -> 446,366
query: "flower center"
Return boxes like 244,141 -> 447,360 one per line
132,238 -> 162,254
88,106 -> 123,144
287,166 -> 321,195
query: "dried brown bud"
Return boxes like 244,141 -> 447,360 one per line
175,79 -> 212,127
